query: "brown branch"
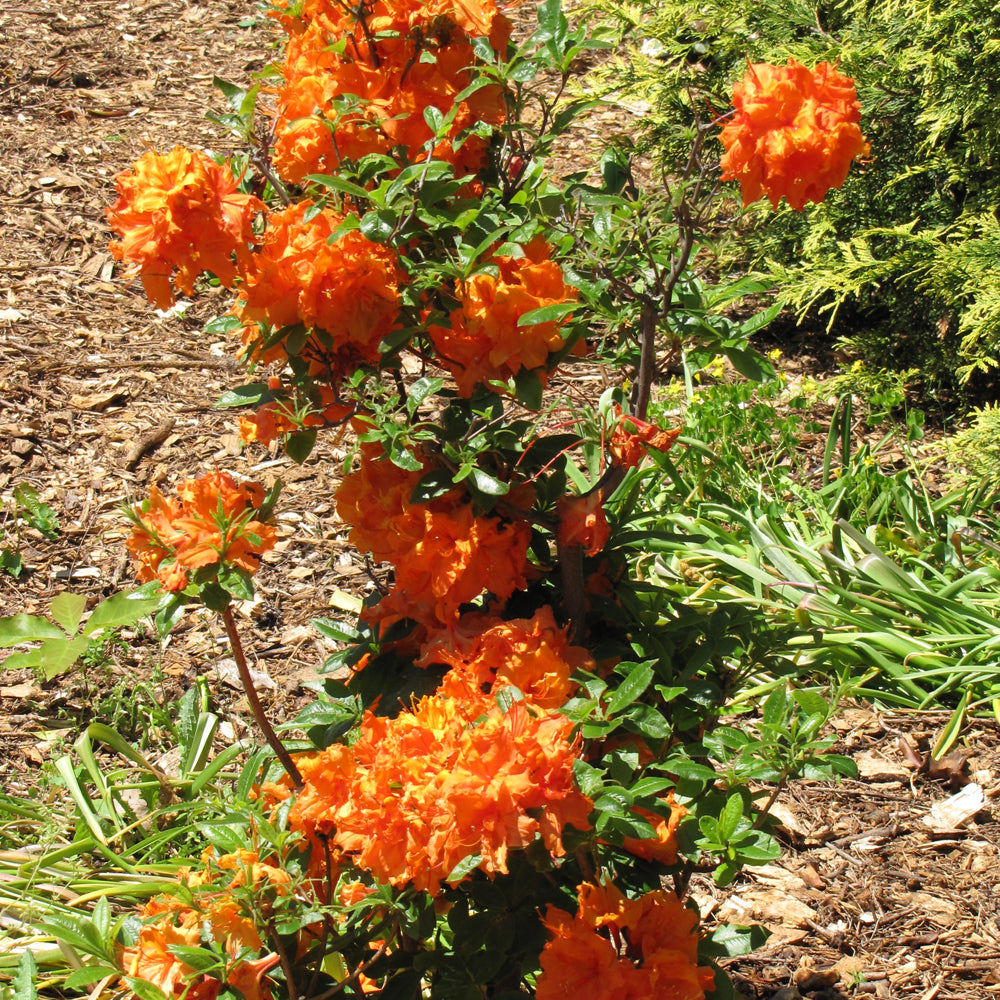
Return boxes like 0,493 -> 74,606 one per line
222,605 -> 303,790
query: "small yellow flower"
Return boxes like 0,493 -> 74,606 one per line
767,347 -> 783,362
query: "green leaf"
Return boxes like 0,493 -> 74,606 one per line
213,76 -> 247,112
13,950 -> 37,1000
50,592 -> 87,635
407,376 -> 443,411
706,923 -> 771,958
446,852 -> 483,883
0,613 -> 65,647
216,383 -> 272,408
123,977 -> 171,1000
359,209 -> 397,243
411,469 -> 455,504
84,587 -> 167,636
761,685 -> 787,728
517,300 -> 578,326
285,428 -> 317,464
198,582 -> 231,614
34,635 -> 91,679
0,547 -> 24,578
64,968 -> 121,990
606,661 -> 655,715
304,173 -> 372,202
718,793 -> 746,842
513,369 -> 543,410
204,313 -> 243,336
14,483 -> 59,539
467,467 -> 510,498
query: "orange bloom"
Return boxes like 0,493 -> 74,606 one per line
537,881 -> 715,1000
288,696 -> 591,894
238,201 -> 403,371
270,10 -> 507,183
557,491 -> 610,557
335,443 -> 532,627
120,855 -> 285,1000
419,605 -> 591,710
428,236 -> 580,396
126,471 -> 276,592
237,377 -> 353,448
719,60 -> 870,211
620,796 -> 687,865
107,146 -> 262,309
609,406 -> 681,469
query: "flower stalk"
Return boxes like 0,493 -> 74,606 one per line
222,604 -> 303,790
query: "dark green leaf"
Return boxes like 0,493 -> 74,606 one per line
513,369 -> 543,410
359,209 -> 397,243
285,429 -> 317,464
606,661 -> 654,714
204,314 -> 243,335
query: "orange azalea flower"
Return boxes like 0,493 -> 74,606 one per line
126,470 -> 276,592
237,201 -> 403,371
238,377 -> 353,448
537,881 -> 715,1000
609,406 -> 681,469
428,236 -> 580,396
719,60 -> 870,211
557,491 -> 610,557
121,902 -> 203,999
270,11 -> 506,183
335,442 -> 532,627
288,696 -> 591,894
419,605 -> 591,710
620,795 -> 687,865
107,146 -> 262,309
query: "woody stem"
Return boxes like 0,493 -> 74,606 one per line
222,604 -> 304,790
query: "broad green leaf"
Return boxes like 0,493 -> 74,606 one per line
0,613 -> 65,647
285,428 -> 317,464
50,592 -> 87,635
84,587 -> 167,635
707,923 -> 771,958
0,547 -> 24,578
606,661 -> 655,715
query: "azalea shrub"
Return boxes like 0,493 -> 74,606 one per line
79,1 -> 866,998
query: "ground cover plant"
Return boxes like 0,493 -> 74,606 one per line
3,1 -> 1000,999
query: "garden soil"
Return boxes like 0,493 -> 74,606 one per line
0,3 -> 998,998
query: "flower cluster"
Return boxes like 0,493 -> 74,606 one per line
284,696 -> 591,894
120,850 -> 289,1000
536,881 -> 716,1000
107,147 -> 262,309
419,605 -> 592,710
126,470 -> 275,592
429,236 -> 581,396
719,59 -> 870,211
237,202 -> 404,373
270,0 -> 509,182
335,442 -> 532,627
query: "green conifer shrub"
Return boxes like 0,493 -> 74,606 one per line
595,0 -> 1000,402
